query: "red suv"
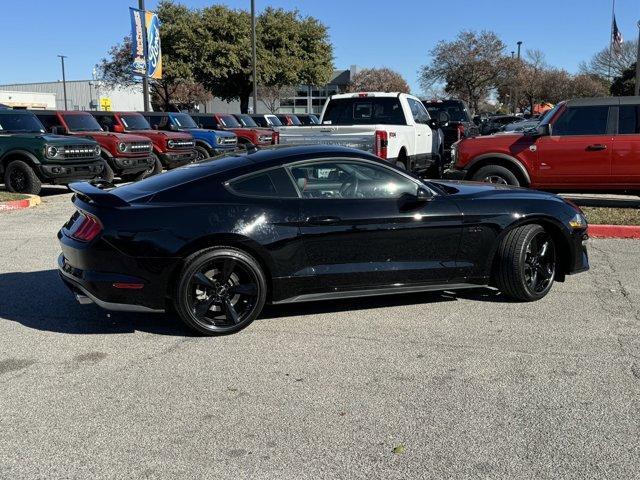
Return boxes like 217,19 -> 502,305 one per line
90,112 -> 197,171
33,110 -> 154,182
445,97 -> 640,192
192,113 -> 276,147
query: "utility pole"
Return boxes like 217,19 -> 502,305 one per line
139,0 -> 150,112
635,20 -> 640,96
251,0 -> 258,114
58,55 -> 68,110
608,0 -> 616,80
514,42 -> 522,114
517,41 -> 522,59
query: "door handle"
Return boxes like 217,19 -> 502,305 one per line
306,216 -> 341,225
586,144 -> 607,151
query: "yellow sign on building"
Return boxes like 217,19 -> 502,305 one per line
100,97 -> 112,111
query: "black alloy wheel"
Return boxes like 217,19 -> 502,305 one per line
174,248 -> 267,335
194,146 -> 210,161
4,160 -> 41,195
494,224 -> 556,301
472,165 -> 520,186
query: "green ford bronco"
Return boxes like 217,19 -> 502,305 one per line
0,110 -> 103,195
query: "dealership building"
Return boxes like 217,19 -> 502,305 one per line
0,65 -> 359,114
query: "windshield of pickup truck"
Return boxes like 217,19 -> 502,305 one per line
218,114 -> 241,128
120,114 -> 152,130
424,102 -> 470,123
172,113 -> 199,129
323,97 -> 406,125
63,114 -> 102,132
235,114 -> 258,127
0,113 -> 46,133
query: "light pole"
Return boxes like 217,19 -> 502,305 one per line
251,0 -> 258,114
139,0 -> 150,112
635,20 -> 640,96
514,41 -> 522,114
58,55 -> 68,110
517,41 -> 522,59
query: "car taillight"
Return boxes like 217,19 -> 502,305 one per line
457,124 -> 465,140
374,130 -> 388,159
272,131 -> 279,144
69,212 -> 102,242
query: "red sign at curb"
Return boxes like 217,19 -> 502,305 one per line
589,225 -> 640,239
0,199 -> 31,211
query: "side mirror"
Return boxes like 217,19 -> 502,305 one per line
399,187 -> 432,210
417,187 -> 432,200
534,123 -> 551,137
168,124 -> 178,131
152,124 -> 159,130
113,124 -> 125,133
51,125 -> 67,135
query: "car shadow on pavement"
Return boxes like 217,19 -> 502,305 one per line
0,269 -> 192,336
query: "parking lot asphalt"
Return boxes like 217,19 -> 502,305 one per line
0,187 -> 639,480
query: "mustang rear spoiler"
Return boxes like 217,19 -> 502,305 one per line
68,182 -> 129,208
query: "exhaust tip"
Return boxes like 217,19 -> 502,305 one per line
75,294 -> 93,305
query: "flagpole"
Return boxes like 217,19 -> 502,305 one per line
608,0 -> 615,80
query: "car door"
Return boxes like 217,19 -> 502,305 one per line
288,158 -> 462,291
535,104 -> 613,187
612,103 -> 640,186
407,98 -> 432,168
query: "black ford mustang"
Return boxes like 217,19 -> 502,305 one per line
58,145 -> 589,335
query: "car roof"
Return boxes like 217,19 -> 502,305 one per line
567,96 -> 640,107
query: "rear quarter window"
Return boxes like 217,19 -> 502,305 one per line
228,168 -> 298,198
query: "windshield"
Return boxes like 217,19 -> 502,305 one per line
280,115 -> 302,126
219,114 -> 241,128
63,114 -> 102,132
120,114 -> 151,130
0,113 -> 45,133
323,97 -> 406,126
538,104 -> 561,125
424,102 -> 469,122
235,114 -> 258,127
266,115 -> 283,126
172,113 -> 198,129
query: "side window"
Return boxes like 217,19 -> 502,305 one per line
407,98 -> 429,124
199,116 -> 216,129
619,105 -> 640,134
552,106 -> 609,136
95,115 -> 113,131
289,161 -> 418,199
228,168 -> 297,198
147,115 -> 168,129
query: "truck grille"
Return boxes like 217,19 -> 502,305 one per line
128,141 -> 152,153
258,135 -> 272,143
62,145 -> 97,159
168,140 -> 195,149
222,137 -> 237,146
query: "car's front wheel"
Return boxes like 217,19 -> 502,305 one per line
173,247 -> 267,335
194,145 -> 210,161
472,165 -> 519,186
495,224 -> 556,301
4,160 -> 42,195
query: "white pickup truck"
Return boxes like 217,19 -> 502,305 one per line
278,92 -> 446,174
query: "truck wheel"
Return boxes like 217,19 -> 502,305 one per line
472,165 -> 519,186
98,160 -> 115,183
495,224 -> 556,301
4,160 -> 42,195
195,146 -> 210,161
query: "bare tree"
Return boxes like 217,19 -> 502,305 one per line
257,85 -> 296,113
419,30 -> 508,112
579,40 -> 638,80
346,68 -> 410,93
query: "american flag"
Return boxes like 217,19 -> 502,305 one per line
612,16 -> 623,54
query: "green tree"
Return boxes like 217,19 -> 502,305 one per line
610,63 -> 637,96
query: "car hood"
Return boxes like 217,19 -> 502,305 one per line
128,130 -> 193,141
183,128 -> 235,138
432,179 -> 560,201
457,131 -> 536,150
21,133 -> 97,145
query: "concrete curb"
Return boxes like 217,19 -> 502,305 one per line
0,195 -> 41,212
589,224 -> 640,239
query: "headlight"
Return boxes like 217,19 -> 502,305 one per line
117,142 -> 127,152
94,145 -> 102,156
216,137 -> 223,145
569,213 -> 587,229
46,145 -> 59,158
167,139 -> 176,148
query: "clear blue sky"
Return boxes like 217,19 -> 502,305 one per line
1,0 -> 638,93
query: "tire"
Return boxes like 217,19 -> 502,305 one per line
425,152 -> 445,179
4,160 -> 41,195
195,145 -> 210,161
173,247 -> 267,336
122,155 -> 163,182
472,165 -> 520,186
495,224 -> 556,301
99,160 -> 115,183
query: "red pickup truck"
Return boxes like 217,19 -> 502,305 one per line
192,113 -> 276,147
33,110 -> 154,182
91,111 -> 197,172
445,97 -> 640,192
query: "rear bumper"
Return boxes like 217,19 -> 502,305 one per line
159,150 -> 198,169
38,160 -> 104,183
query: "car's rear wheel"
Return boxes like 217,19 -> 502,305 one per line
472,165 -> 519,186
174,247 -> 267,335
195,145 -> 210,161
495,224 -> 556,301
4,160 -> 41,195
